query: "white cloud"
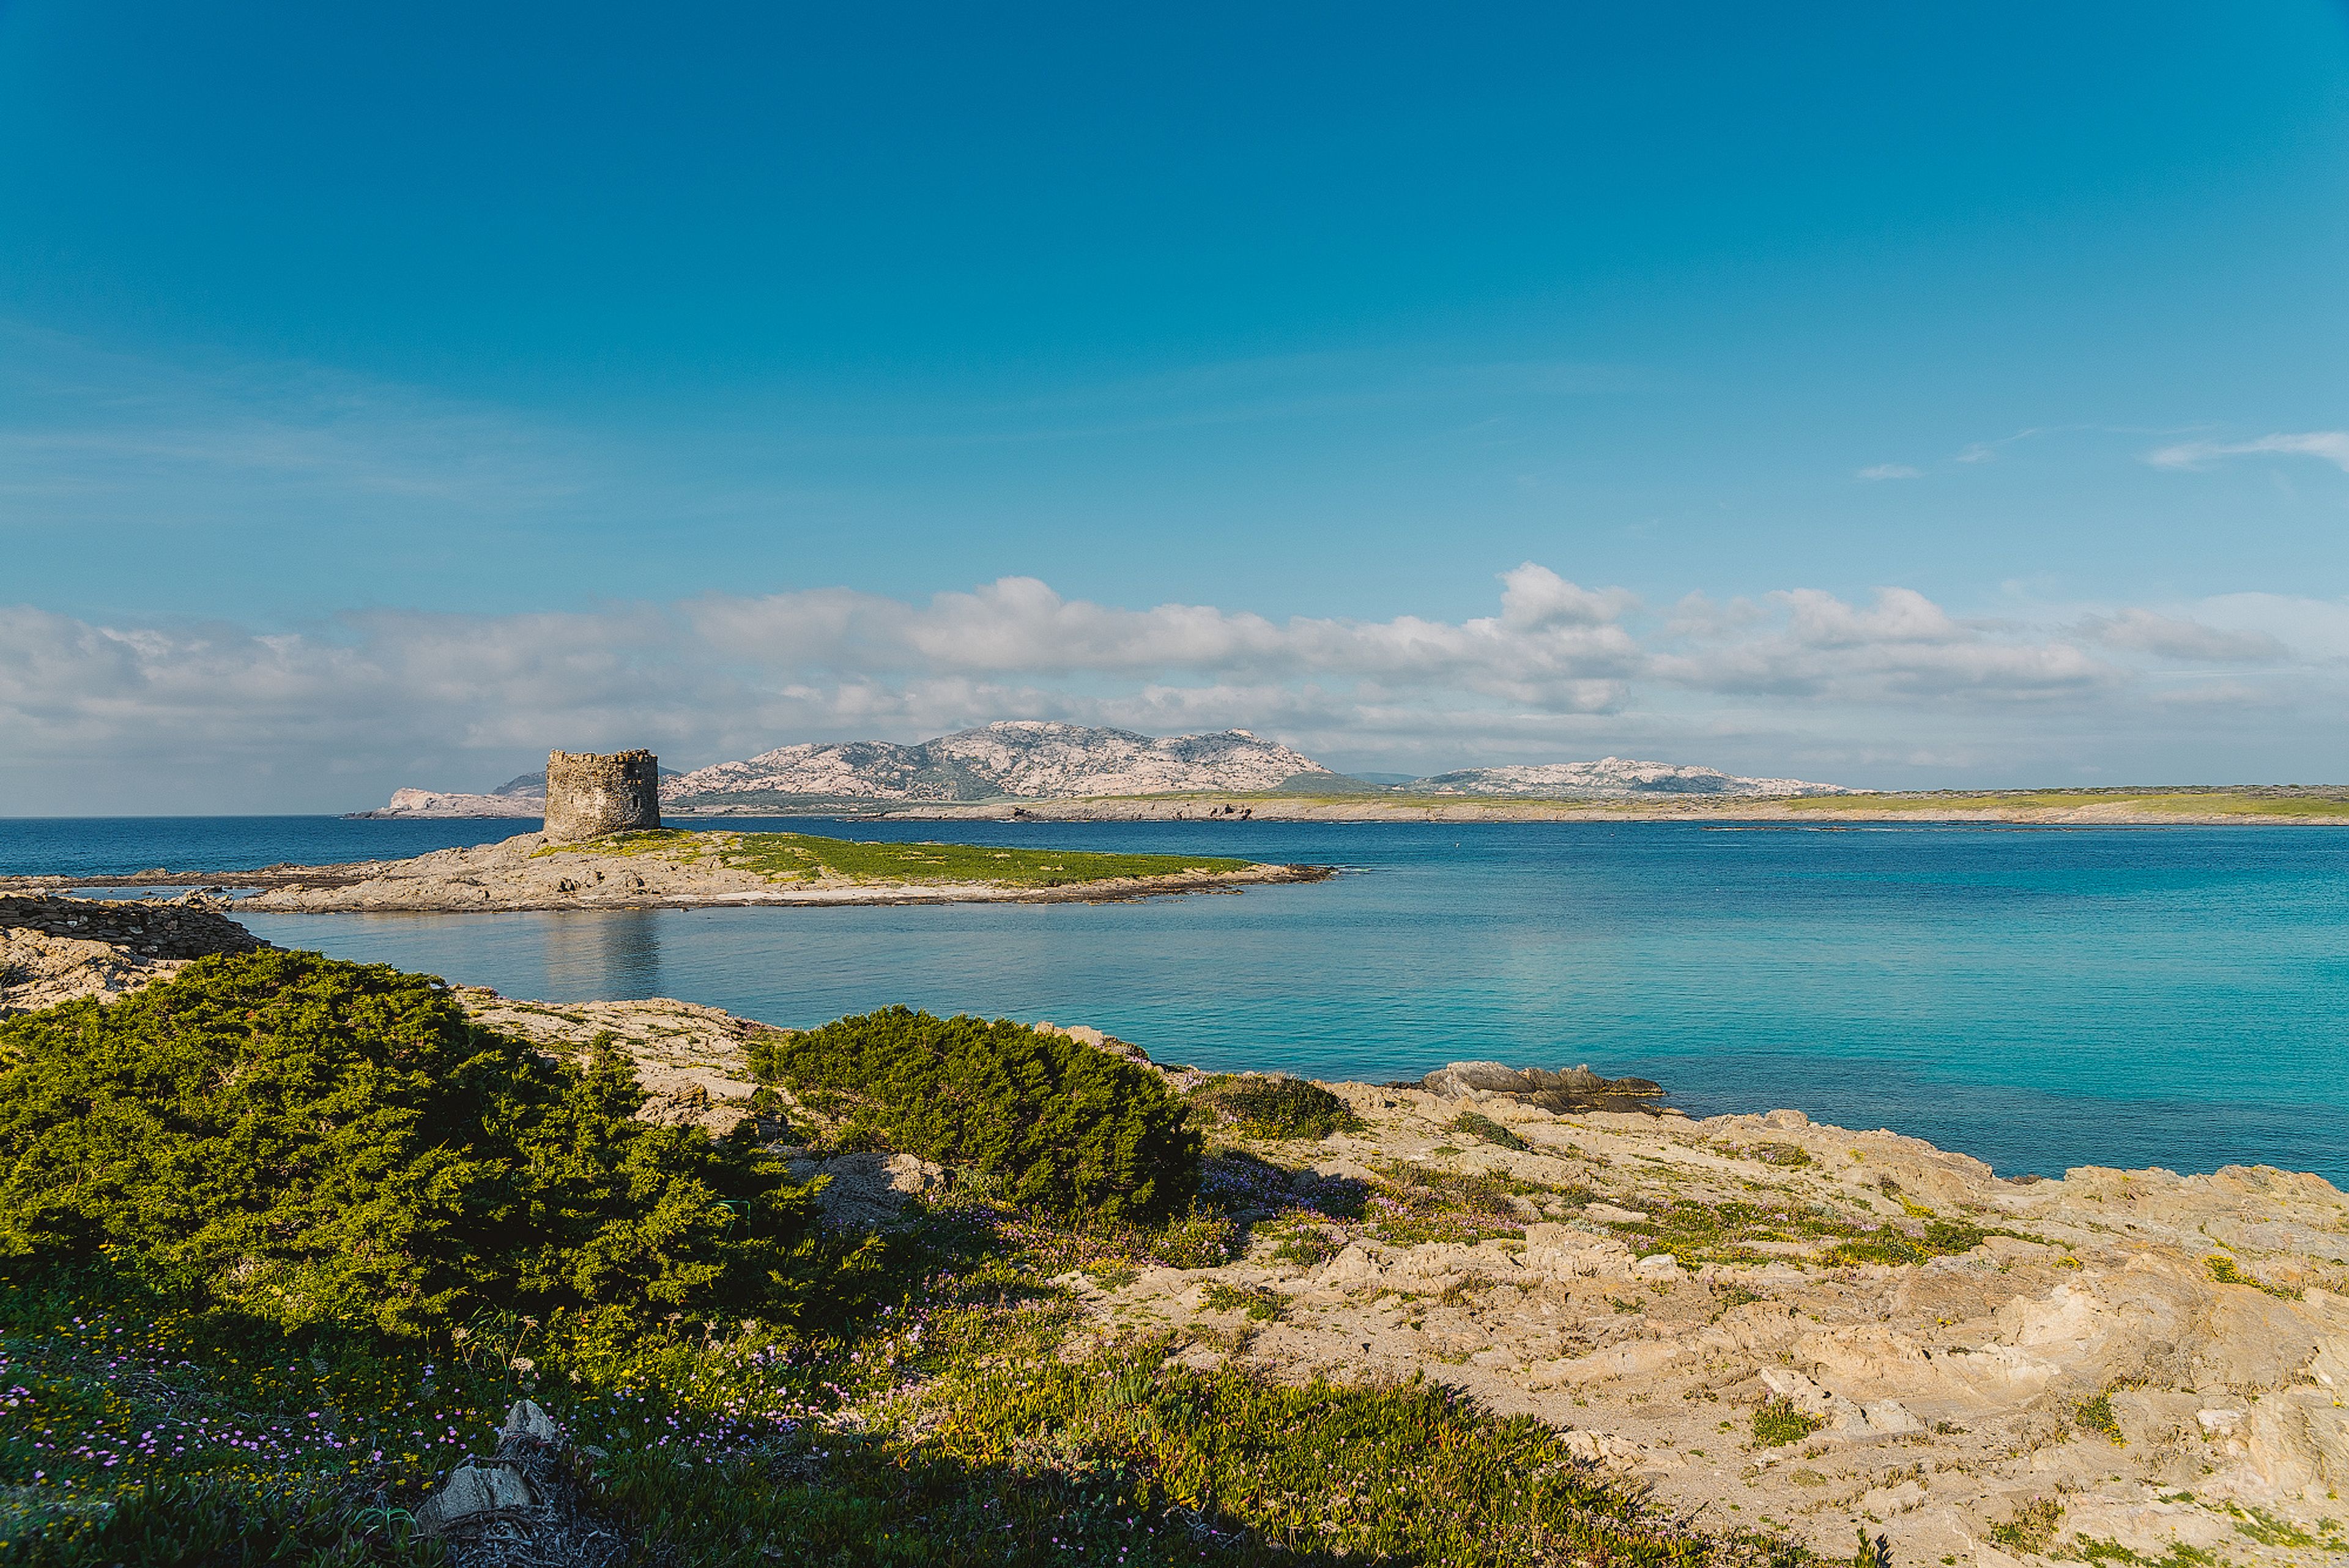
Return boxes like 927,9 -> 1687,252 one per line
2079,609 -> 2285,663
6,570 -> 2347,811
2144,431 -> 2349,473
1855,464 -> 1922,480
1654,588 -> 2113,701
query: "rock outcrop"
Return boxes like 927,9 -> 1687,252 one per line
0,896 -> 270,1016
665,721 -> 1337,805
1063,1082 -> 2349,1567
410,1398 -> 623,1564
1419,1059 -> 1668,1113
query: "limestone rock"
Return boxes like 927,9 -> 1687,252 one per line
787,1150 -> 948,1229
412,1460 -> 539,1538
499,1398 -> 562,1453
0,927 -> 186,1016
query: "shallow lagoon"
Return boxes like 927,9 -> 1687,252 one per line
9,815 -> 2347,1183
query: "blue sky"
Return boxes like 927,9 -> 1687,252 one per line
4,2 -> 2348,810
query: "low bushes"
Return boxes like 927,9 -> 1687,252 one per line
1188,1073 -> 1365,1139
1751,1396 -> 1824,1447
0,950 -> 825,1336
747,1006 -> 1200,1224
1449,1109 -> 1529,1151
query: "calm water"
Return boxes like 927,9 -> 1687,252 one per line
7,816 -> 2347,1184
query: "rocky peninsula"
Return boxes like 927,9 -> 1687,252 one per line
0,828 -> 1333,914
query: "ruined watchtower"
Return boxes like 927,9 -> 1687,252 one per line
543,749 -> 661,841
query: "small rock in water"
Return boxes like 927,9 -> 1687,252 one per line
1419,1060 -> 1664,1113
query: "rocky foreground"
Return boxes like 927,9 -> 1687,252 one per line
424,987 -> 2349,1568
10,922 -> 2347,1567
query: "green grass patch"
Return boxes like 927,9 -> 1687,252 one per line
1819,1218 -> 1998,1268
2073,1390 -> 2125,1445
1990,1497 -> 2065,1555
1200,1282 -> 1286,1321
540,827 -> 1257,887
1589,1197 -> 1933,1270
1360,1161 -> 1534,1247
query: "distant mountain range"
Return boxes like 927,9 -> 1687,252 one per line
663,721 -> 1332,803
1409,759 -> 1840,799
351,723 -> 1845,817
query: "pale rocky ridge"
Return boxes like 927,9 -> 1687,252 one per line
1414,757 -> 1848,798
355,721 -> 1847,816
661,721 -> 1335,803
358,786 -> 543,820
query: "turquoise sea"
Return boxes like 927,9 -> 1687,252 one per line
6,816 -> 2346,1186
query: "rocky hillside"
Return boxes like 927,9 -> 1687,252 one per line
1412,757 -> 1845,798
355,725 -> 1850,815
664,721 -> 1337,804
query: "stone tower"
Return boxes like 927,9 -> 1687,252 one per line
543,749 -> 661,841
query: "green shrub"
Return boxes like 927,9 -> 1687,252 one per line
746,1006 -> 1200,1224
1188,1073 -> 1365,1139
1450,1110 -> 1528,1151
1923,1219 -> 1987,1255
1751,1396 -> 1824,1447
0,951 -> 823,1336
2073,1390 -> 2124,1445
2206,1253 -> 2302,1298
1822,1228 -> 1929,1267
1991,1498 -> 2064,1554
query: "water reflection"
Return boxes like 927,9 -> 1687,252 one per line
541,910 -> 664,1000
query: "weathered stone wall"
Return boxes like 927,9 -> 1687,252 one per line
0,895 -> 270,958
543,749 -> 661,841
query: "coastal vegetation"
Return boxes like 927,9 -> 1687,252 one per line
745,1006 -> 1201,1224
538,827 -> 1253,887
0,954 -> 1778,1567
1186,1072 -> 1365,1140
0,951 -> 831,1337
